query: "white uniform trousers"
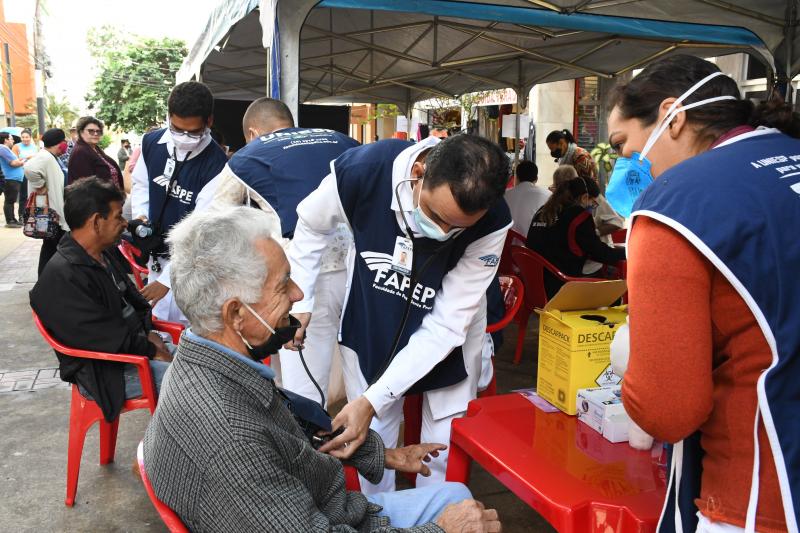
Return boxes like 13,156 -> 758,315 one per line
280,268 -> 347,406
147,258 -> 187,325
340,302 -> 487,495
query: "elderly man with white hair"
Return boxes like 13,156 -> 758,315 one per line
142,206 -> 502,533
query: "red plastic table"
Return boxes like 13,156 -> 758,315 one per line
446,394 -> 667,533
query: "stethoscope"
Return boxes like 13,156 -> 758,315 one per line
368,178 -> 456,386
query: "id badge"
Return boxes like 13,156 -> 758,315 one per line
391,236 -> 413,275
163,157 -> 176,180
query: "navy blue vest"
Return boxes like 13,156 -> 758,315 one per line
227,128 -> 359,238
336,139 -> 511,393
632,131 -> 800,532
142,129 -> 228,239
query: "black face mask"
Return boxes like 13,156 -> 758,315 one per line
550,148 -> 563,160
240,313 -> 302,360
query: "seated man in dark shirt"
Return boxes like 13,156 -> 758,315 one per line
30,177 -> 173,422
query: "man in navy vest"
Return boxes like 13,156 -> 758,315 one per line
287,134 -> 512,493
193,97 -> 359,404
131,81 -> 228,323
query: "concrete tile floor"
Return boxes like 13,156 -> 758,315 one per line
0,235 -> 555,532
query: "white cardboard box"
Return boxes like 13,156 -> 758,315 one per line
576,386 -> 631,443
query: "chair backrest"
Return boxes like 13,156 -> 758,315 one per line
611,228 -> 627,244
137,442 -> 190,533
498,229 -> 527,275
510,246 -> 551,312
486,275 -> 524,333
118,241 -> 149,290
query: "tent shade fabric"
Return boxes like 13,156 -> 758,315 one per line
178,0 -> 795,107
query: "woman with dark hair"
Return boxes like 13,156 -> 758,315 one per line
526,176 -> 625,297
545,129 -> 598,183
607,54 -> 800,532
67,116 -> 123,189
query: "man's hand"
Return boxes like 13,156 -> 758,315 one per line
148,331 -> 173,362
283,312 -> 311,351
319,395 -> 375,458
436,500 -> 501,533
140,281 -> 169,305
385,443 -> 446,476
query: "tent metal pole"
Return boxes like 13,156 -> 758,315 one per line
615,45 -> 678,75
515,59 -> 522,169
301,21 -> 431,44
436,22 -> 499,65
786,0 -> 796,104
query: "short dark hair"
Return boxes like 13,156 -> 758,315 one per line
515,160 -> 538,183
76,116 -> 104,135
242,97 -> 295,134
64,177 -> 125,229
424,135 -> 510,214
121,138 -> 129,144
20,128 -> 32,136
0,132 -> 10,144
168,81 -> 214,121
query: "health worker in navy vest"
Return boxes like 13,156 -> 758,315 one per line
145,206 -> 502,533
194,97 -> 360,406
130,81 -> 228,323
605,54 -> 800,532
287,134 -> 512,494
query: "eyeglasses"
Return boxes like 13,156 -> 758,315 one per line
169,123 -> 206,139
84,128 -> 103,135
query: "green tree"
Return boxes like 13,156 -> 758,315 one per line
86,26 -> 186,133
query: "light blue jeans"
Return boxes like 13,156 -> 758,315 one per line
366,482 -> 472,528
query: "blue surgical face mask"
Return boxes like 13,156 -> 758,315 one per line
606,71 -> 736,217
411,177 -> 464,241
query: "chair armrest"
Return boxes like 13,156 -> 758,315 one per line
152,319 -> 184,344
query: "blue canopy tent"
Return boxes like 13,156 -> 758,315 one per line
176,0 -> 793,161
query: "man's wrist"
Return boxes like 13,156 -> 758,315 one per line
384,447 -> 398,470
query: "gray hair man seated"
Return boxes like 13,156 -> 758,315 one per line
142,206 -> 502,532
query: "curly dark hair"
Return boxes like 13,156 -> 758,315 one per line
423,134 -> 510,214
168,81 -> 214,121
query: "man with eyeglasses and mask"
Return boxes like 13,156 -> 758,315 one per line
130,81 -> 228,323
193,97 -> 359,405
287,134 -> 512,494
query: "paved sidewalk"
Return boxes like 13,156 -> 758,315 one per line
0,228 -> 554,532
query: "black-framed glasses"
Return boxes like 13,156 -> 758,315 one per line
169,123 -> 206,139
84,128 -> 103,135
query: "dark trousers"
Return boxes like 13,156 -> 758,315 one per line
38,227 -> 65,276
3,179 -> 20,223
17,177 -> 27,220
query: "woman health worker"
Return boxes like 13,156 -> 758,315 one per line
287,134 -> 512,493
607,54 -> 800,532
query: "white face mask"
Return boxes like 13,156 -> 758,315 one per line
170,127 -> 209,154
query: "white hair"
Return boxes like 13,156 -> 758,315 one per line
167,206 -> 282,336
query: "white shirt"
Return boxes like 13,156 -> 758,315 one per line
288,138 -> 512,417
130,129 -> 215,289
504,181 -> 551,236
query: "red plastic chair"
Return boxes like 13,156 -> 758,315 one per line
344,465 -> 361,491
118,241 -> 149,290
401,275 -> 524,481
611,228 -> 627,244
497,229 -> 526,276
137,441 -> 189,533
509,246 -> 605,365
32,310 -> 183,506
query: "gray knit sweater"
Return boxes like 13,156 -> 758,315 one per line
143,334 -> 444,533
